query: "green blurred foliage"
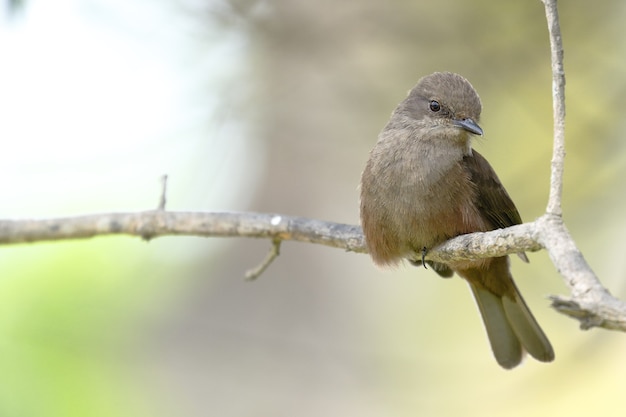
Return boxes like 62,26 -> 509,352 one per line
0,239 -> 183,417
0,235 -> 225,416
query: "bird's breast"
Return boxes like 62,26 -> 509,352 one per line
362,139 -> 484,261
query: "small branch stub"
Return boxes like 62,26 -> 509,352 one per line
158,174 -> 168,211
246,238 -> 282,280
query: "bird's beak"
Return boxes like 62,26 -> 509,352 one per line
453,118 -> 483,136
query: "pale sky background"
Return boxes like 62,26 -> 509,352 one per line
0,0 -> 261,218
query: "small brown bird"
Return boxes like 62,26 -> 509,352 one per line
360,72 -> 554,369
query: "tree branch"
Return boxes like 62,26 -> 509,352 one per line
537,215 -> 626,330
0,212 -> 623,330
0,211 -> 366,251
534,0 -> 626,330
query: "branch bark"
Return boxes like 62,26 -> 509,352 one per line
0,211 -> 365,250
1,0 -> 624,332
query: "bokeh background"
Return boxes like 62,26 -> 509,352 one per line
1,0 -> 626,416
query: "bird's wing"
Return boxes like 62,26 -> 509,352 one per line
462,150 -> 523,230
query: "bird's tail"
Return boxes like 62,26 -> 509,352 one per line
470,280 -> 554,369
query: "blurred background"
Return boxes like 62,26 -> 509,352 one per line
1,0 -> 626,416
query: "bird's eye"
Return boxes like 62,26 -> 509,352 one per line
429,100 -> 441,112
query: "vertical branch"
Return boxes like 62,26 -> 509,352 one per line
542,0 -> 566,216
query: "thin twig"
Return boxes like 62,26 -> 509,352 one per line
246,238 -> 282,280
542,0 -> 566,216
